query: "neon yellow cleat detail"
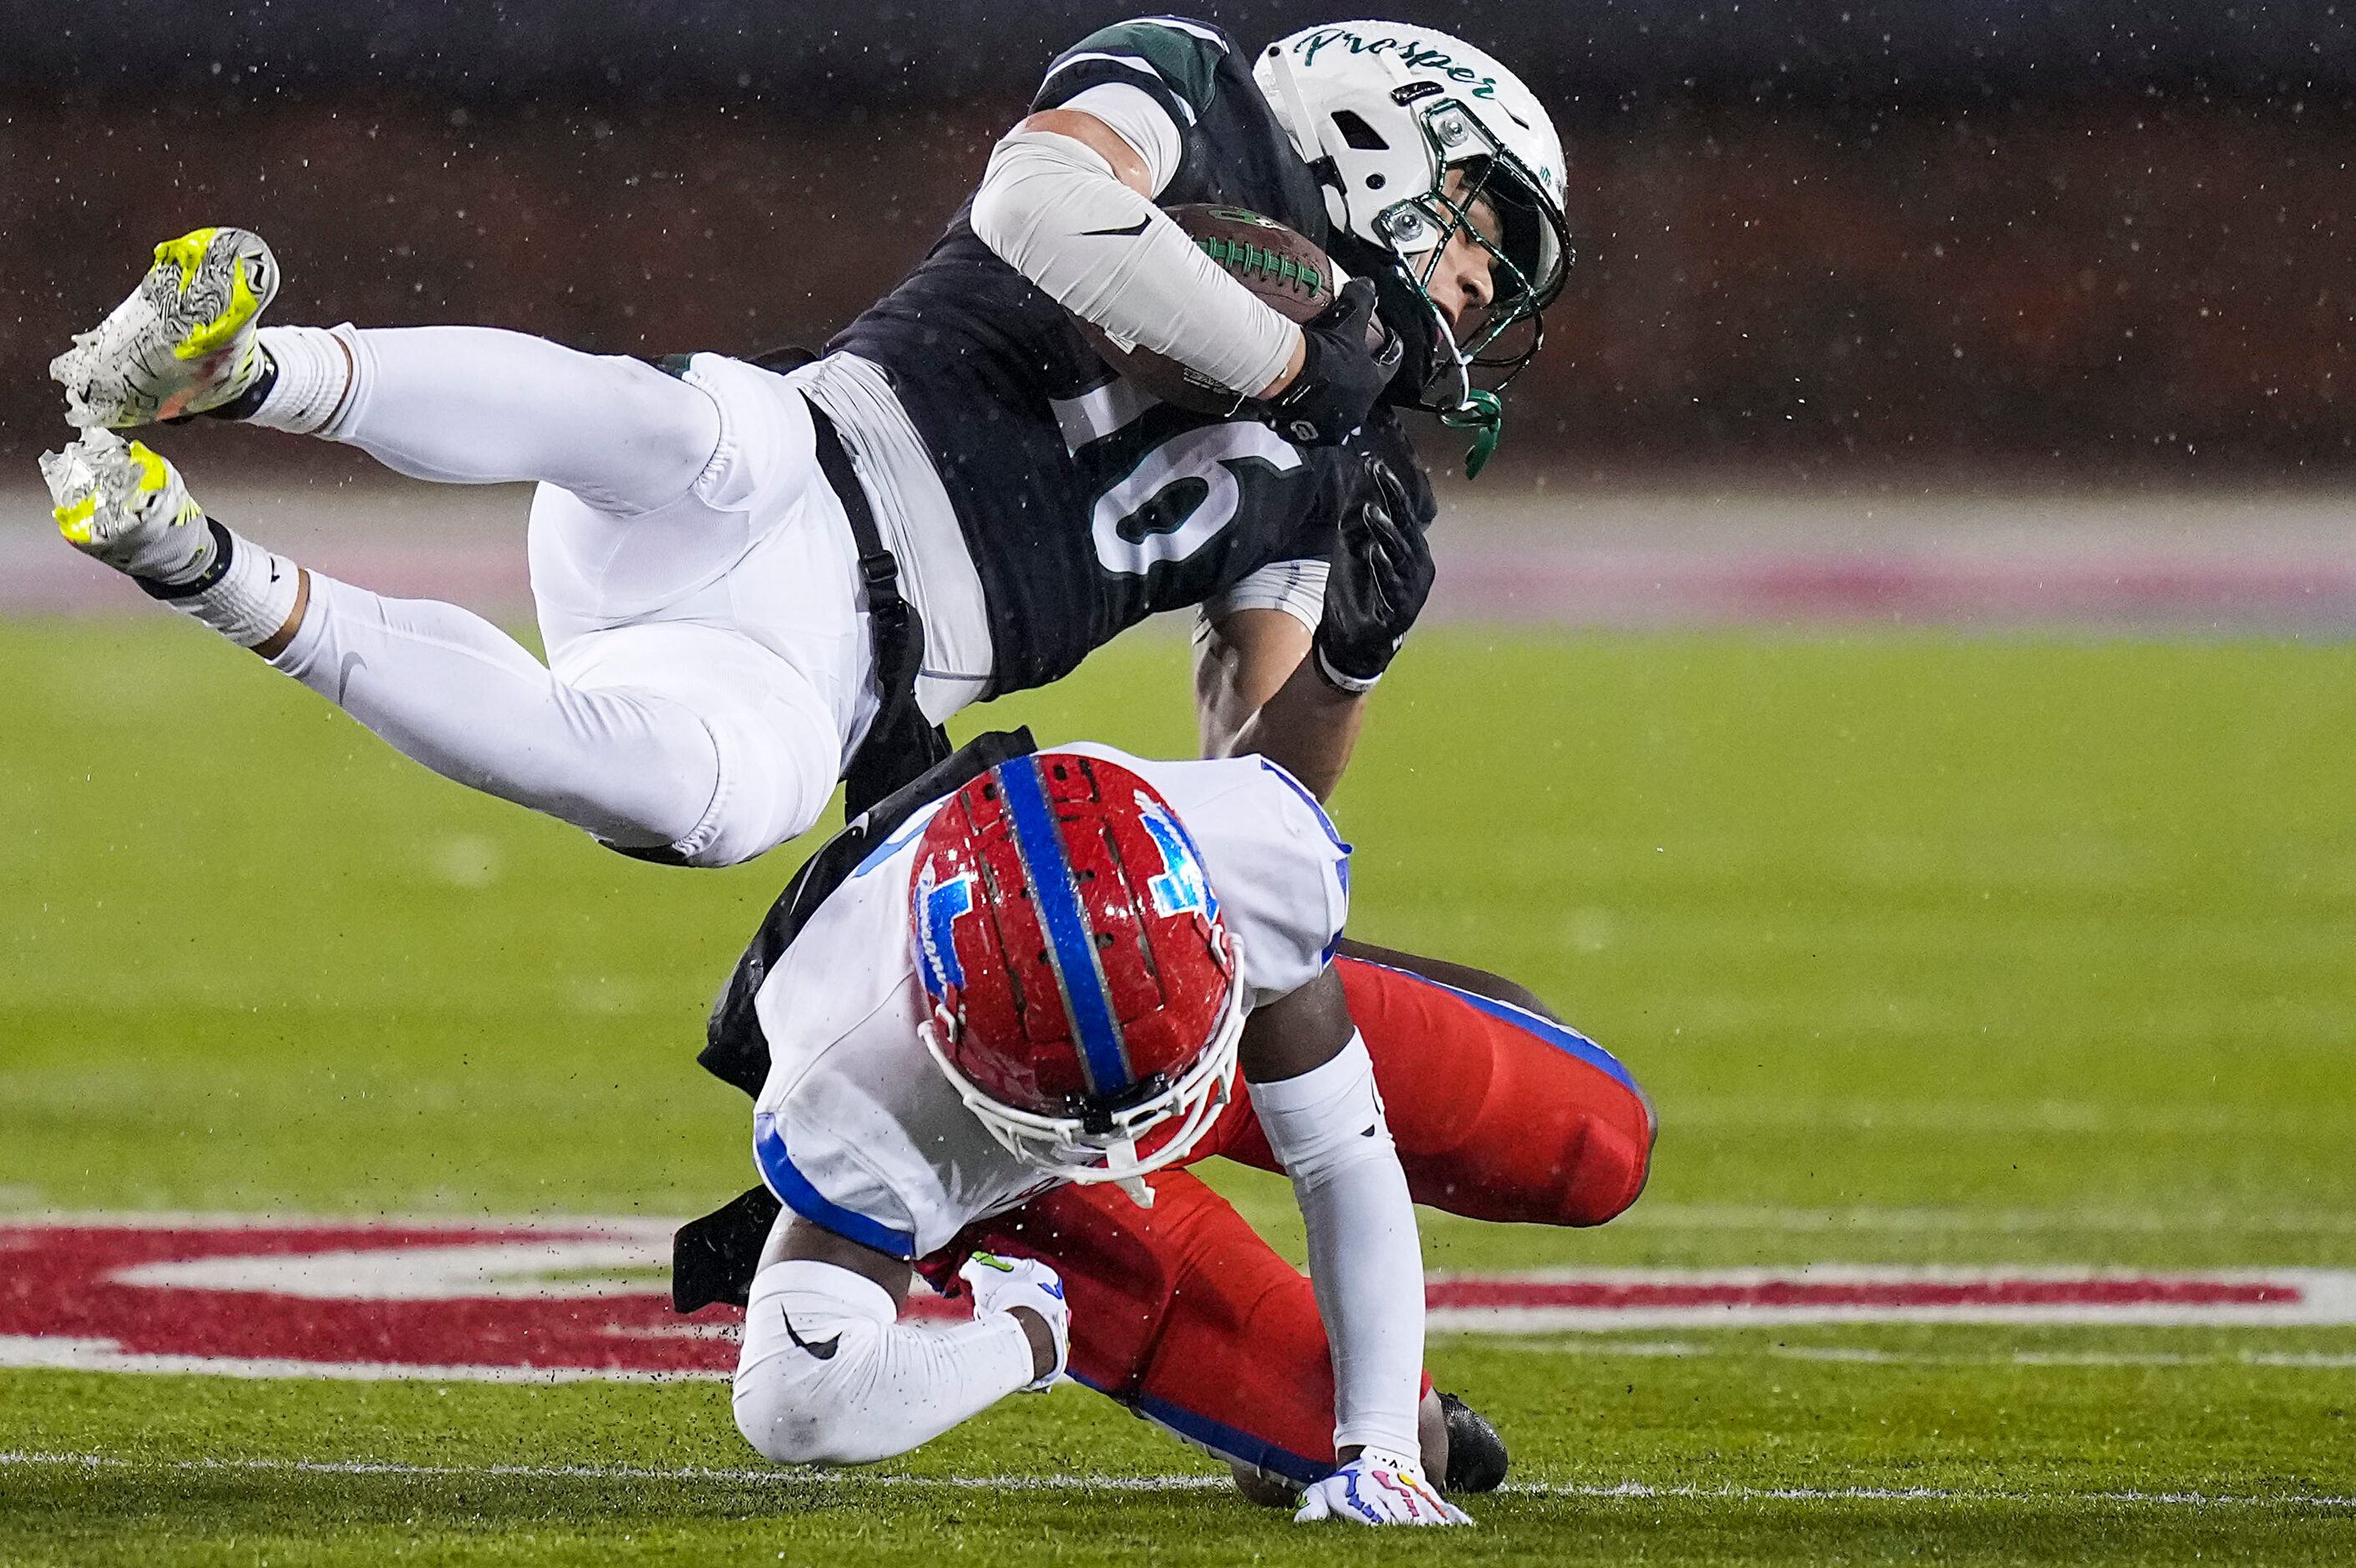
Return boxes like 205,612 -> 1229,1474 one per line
49,228 -> 281,428
153,229 -> 224,294
53,489 -> 99,544
38,430 -> 212,581
153,229 -> 269,360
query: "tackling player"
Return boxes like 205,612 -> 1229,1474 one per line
721,741 -> 1464,1525
686,731 -> 1654,1518
44,18 -> 1570,856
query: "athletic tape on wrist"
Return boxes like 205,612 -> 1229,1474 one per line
1312,642 -> 1383,695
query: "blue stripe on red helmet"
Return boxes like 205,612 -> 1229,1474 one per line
994,756 -> 1133,1099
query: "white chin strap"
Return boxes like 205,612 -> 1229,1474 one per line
1104,1141 -> 1157,1211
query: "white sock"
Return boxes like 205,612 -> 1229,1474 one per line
250,324 -> 366,436
142,520 -> 306,648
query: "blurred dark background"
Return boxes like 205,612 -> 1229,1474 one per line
7,1 -> 2353,480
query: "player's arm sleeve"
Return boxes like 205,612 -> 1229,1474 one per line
1250,1026 -> 1426,1463
1187,746 -> 1414,1459
970,18 -> 1300,397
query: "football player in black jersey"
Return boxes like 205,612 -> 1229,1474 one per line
46,18 -> 1570,865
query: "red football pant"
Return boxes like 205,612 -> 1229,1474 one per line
940,956 -> 1656,1482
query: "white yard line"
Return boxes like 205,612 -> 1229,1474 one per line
1502,1338 -> 2356,1369
1,1450 -> 2350,1511
0,1450 -> 1218,1490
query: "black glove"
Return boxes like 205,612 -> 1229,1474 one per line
1264,279 -> 1405,448
1312,452 -> 1433,693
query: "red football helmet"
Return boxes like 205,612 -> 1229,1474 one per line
910,751 -> 1244,1201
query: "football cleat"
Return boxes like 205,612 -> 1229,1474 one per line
51,227 -> 280,428
1438,1391 -> 1509,1494
1229,1393 -> 1507,1506
1228,1461 -> 1305,1510
38,428 -> 213,581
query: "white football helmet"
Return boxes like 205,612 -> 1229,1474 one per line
1255,22 -> 1571,474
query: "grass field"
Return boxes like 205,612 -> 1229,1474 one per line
4,616 -> 2355,1565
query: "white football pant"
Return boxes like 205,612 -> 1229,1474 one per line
264,326 -> 879,865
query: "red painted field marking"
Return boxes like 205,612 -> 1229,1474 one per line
1423,1265 -> 2356,1333
3,1222 -> 2350,1380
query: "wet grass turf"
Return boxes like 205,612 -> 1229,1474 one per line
5,618 -> 2355,1562
4,1348 -> 2353,1565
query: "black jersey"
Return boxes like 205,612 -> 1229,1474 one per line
829,15 -> 1432,698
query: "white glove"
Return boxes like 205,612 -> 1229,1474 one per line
1293,1450 -> 1472,1526
958,1252 -> 1070,1393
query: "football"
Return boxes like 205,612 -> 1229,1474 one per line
1076,204 -> 1338,414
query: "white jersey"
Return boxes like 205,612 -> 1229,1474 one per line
747,744 -> 1350,1260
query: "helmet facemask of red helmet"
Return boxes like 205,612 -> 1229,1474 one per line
910,753 -> 1246,1206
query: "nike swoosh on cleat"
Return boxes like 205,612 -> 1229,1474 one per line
1080,218 -> 1153,236
784,1313 -> 841,1361
334,650 -> 368,706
